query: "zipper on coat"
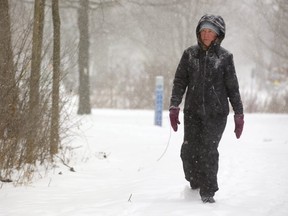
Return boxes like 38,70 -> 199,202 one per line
202,51 -> 208,116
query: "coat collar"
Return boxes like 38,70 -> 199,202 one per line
197,40 -> 221,58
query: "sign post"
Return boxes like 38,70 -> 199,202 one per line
154,76 -> 164,126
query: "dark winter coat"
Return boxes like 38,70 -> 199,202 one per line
170,15 -> 243,117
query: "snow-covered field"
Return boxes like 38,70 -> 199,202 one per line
0,109 -> 288,216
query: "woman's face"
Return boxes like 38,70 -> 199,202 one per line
200,29 -> 217,47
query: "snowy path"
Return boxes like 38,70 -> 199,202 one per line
0,110 -> 288,216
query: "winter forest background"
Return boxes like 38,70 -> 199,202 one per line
0,0 -> 287,183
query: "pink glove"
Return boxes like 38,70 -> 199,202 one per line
169,107 -> 180,132
234,114 -> 244,139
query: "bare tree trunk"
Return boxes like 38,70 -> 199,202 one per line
50,0 -> 60,155
27,0 -> 45,163
77,0 -> 91,115
0,0 -> 18,138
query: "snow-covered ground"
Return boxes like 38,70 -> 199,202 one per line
0,109 -> 288,216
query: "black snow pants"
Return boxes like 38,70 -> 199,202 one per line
180,113 -> 227,197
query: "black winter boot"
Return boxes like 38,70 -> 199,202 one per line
201,196 -> 215,203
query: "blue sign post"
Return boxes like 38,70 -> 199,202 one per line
154,76 -> 164,126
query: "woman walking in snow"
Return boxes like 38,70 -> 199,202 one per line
169,14 -> 244,203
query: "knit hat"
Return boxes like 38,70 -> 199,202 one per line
199,21 -> 220,35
